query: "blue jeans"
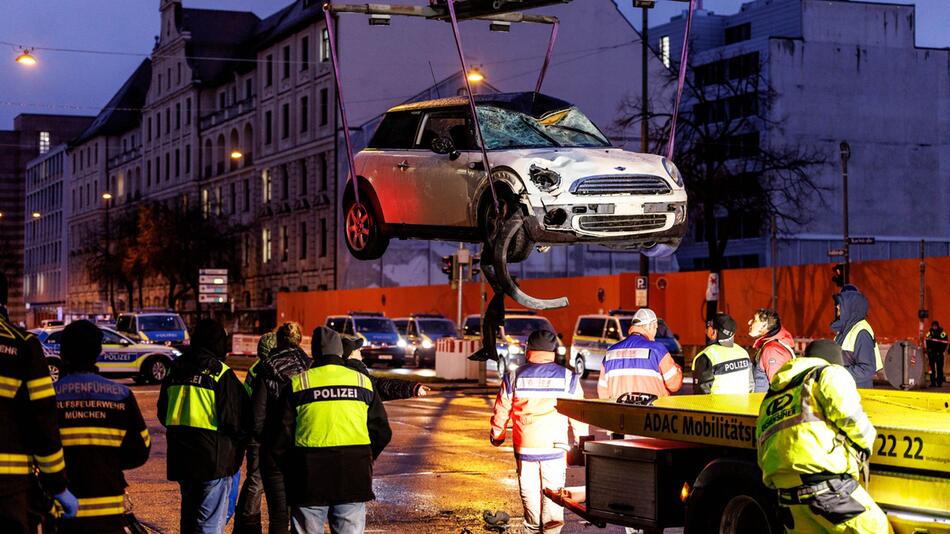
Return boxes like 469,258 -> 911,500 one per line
179,475 -> 234,534
291,502 -> 366,534
228,470 -> 242,523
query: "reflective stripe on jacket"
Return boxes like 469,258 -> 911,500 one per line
840,320 -> 883,372
597,333 -> 683,400
290,364 -> 373,448
751,327 -> 796,392
163,362 -> 230,430
490,351 -> 588,461
692,343 -> 753,394
756,357 -> 875,489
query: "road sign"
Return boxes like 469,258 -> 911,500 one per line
849,237 -> 876,245
828,249 -> 846,257
199,294 -> 228,304
199,275 -> 227,285
199,285 -> 228,294
635,275 -> 649,307
199,268 -> 228,276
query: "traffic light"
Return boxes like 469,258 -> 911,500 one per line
441,255 -> 455,282
470,254 -> 481,281
832,263 -> 847,288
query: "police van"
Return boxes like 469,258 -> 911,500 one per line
115,312 -> 189,347
570,310 -> 683,378
33,325 -> 181,384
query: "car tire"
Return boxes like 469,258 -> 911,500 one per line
686,476 -> 781,534
642,241 -> 680,258
143,357 -> 170,384
343,182 -> 389,261
47,358 -> 63,383
478,188 -> 533,264
574,357 -> 588,379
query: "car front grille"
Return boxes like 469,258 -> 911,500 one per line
571,175 -> 672,195
577,214 -> 667,233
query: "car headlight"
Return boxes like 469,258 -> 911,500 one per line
396,337 -> 408,349
508,344 -> 522,355
508,362 -> 519,371
557,345 -> 566,356
662,158 -> 684,187
421,338 -> 434,350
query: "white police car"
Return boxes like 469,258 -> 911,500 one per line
32,325 -> 181,384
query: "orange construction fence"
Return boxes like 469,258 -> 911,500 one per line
277,256 -> 950,348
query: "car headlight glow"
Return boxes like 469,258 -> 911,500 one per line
662,158 -> 684,187
557,346 -> 566,356
421,338 -> 434,350
508,362 -> 519,371
396,337 -> 408,348
171,349 -> 182,357
508,344 -> 522,355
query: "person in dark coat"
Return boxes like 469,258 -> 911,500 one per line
342,336 -> 430,400
925,321 -> 947,387
831,287 -> 882,388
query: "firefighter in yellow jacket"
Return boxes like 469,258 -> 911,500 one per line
756,339 -> 887,533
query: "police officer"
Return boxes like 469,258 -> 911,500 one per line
597,308 -> 683,400
0,273 -> 77,532
925,320 -> 947,387
54,320 -> 150,534
274,326 -> 391,534
831,286 -> 882,388
756,339 -> 887,533
158,319 -> 250,534
490,330 -> 588,534
692,313 -> 753,394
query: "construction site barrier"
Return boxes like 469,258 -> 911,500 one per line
435,338 -> 481,380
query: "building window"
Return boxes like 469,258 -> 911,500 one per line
158,73 -> 162,94
243,178 -> 250,212
724,22 -> 751,45
319,218 -> 327,257
300,96 -> 309,133
281,165 -> 290,200
202,188 -> 210,218
262,169 -> 272,204
320,88 -> 329,126
166,67 -> 171,90
265,111 -> 273,144
39,132 -> 50,154
281,103 -> 290,139
266,54 -> 274,86
299,222 -> 308,259
156,113 -> 161,138
262,228 -> 272,263
301,36 -> 310,71
175,149 -> 180,177
299,158 -> 308,196
184,144 -> 191,174
165,152 -> 170,181
165,108 -> 170,134
177,61 -> 182,84
243,234 -> 250,266
282,45 -> 291,79
280,225 -> 289,261
186,98 -> 192,125
245,78 -> 253,99
146,160 -> 151,187
175,103 -> 181,129
219,92 -> 226,110
319,152 -> 328,191
660,35 -> 670,68
229,182 -> 236,214
321,28 -> 330,61
155,157 -> 160,184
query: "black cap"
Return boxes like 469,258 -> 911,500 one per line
61,320 -> 103,372
342,335 -> 364,358
804,339 -> 843,366
312,326 -> 343,357
709,313 -> 737,341
191,319 -> 229,360
526,330 -> 558,352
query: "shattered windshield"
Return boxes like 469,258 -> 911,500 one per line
477,105 -> 610,150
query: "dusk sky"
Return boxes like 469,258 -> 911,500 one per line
2,0 -> 947,128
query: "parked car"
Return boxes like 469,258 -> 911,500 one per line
463,312 -> 566,378
343,92 -> 687,261
570,310 -> 684,378
32,325 -> 181,384
393,314 -> 459,368
115,312 -> 189,348
38,319 -> 64,328
325,312 -> 406,368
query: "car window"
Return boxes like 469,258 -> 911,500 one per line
415,109 -> 477,150
115,316 -> 132,332
504,318 -> 555,337
326,317 -> 345,333
618,318 -> 633,338
477,105 -> 610,150
407,321 -> 418,336
354,318 -> 398,334
462,317 -> 481,337
102,330 -> 125,345
575,318 -> 605,338
368,111 -> 421,149
417,319 -> 458,338
605,319 -> 625,341
393,320 -> 409,335
138,315 -> 185,331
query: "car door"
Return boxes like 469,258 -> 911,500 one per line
408,108 -> 482,227
99,329 -> 139,375
360,110 -> 425,224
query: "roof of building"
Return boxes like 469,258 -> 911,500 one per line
253,0 -> 325,50
387,92 -> 575,117
72,59 -> 152,145
179,8 -> 261,85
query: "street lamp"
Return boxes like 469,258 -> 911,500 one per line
101,192 -> 113,201
15,49 -> 37,66
466,67 -> 485,83
102,192 -> 116,318
230,150 -> 243,160
839,141 -> 851,284
31,211 -> 41,219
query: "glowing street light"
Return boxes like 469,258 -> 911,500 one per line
467,68 -> 485,83
32,211 -> 41,218
16,49 -> 37,66
101,192 -> 113,201
230,150 -> 244,160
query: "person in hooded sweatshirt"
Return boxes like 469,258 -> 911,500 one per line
158,319 -> 250,534
831,286 -> 882,388
748,308 -> 796,392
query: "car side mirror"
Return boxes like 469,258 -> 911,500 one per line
431,137 -> 461,161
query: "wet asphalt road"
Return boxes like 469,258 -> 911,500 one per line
124,370 -> 635,533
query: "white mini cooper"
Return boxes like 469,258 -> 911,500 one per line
344,92 -> 687,260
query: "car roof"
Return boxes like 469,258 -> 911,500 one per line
387,92 -> 574,118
